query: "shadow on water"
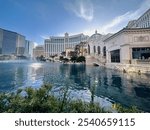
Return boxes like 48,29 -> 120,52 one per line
134,87 -> 150,99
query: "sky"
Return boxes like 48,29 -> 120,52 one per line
0,0 -> 150,44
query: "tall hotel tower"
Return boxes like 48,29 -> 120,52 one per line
44,33 -> 88,57
0,28 -> 25,56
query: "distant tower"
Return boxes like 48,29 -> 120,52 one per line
64,32 -> 69,49
65,32 -> 69,38
95,30 -> 97,34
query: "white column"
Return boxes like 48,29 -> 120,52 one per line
57,44 -> 58,54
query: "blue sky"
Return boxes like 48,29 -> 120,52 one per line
0,0 -> 150,44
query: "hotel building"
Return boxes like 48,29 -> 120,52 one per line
0,28 -> 26,56
25,40 -> 34,58
44,33 -> 88,57
33,45 -> 44,58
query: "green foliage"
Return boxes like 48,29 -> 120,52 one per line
66,100 -> 105,113
76,56 -> 85,62
36,55 -> 46,61
0,84 -> 105,113
0,84 -> 140,113
112,104 -> 140,113
63,58 -> 69,63
59,56 -> 64,61
70,56 -> 77,63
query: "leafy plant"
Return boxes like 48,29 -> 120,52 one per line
0,84 -> 140,113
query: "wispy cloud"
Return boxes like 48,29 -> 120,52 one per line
64,0 -> 94,22
101,0 -> 150,33
74,0 -> 150,36
101,12 -> 131,33
40,35 -> 49,39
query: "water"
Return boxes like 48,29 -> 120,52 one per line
0,61 -> 150,112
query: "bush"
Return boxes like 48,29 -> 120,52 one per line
70,56 -> 77,63
63,58 -> 69,63
76,56 -> 85,62
0,85 -> 105,113
112,104 -> 140,113
0,85 -> 140,113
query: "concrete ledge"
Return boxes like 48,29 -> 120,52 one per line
106,63 -> 150,74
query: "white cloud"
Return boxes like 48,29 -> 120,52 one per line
33,42 -> 38,48
101,0 -> 150,33
60,0 -> 150,37
101,12 -> 130,33
65,0 -> 94,22
40,35 -> 49,39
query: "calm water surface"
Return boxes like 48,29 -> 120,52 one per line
0,61 -> 150,112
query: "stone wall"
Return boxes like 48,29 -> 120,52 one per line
106,63 -> 150,74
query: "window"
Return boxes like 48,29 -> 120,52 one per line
110,49 -> 120,63
132,47 -> 150,59
93,46 -> 96,53
88,44 -> 90,54
97,46 -> 101,54
103,46 -> 106,56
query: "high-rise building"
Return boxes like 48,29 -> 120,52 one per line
0,28 -> 26,56
127,8 -> 150,28
44,33 -> 89,57
25,40 -> 34,58
16,34 -> 26,56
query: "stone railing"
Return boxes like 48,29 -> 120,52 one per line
132,59 -> 150,64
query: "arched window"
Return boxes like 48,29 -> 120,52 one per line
93,46 -> 96,53
97,46 -> 100,55
103,46 -> 106,57
88,44 -> 90,54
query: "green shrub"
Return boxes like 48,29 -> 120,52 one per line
112,103 -> 140,113
0,84 -> 140,113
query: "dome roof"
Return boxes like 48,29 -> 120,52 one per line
89,30 -> 102,40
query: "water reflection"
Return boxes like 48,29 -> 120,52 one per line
0,62 -> 150,112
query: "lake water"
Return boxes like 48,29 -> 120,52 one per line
0,61 -> 150,112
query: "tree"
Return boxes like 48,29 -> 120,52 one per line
59,56 -> 64,61
76,56 -> 85,62
36,55 -> 46,61
63,58 -> 69,63
70,56 -> 77,63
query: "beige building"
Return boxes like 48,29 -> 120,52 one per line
33,45 -> 44,58
44,33 -> 88,57
87,31 -> 112,56
86,30 -> 112,65
104,28 -> 150,65
65,48 -> 75,58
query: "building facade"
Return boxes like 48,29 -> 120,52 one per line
104,28 -> 150,64
44,33 -> 88,57
127,9 -> 150,28
87,31 -> 112,56
0,28 -> 26,56
16,34 -> 26,56
33,45 -> 44,58
25,40 -> 34,58
85,30 -> 112,65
